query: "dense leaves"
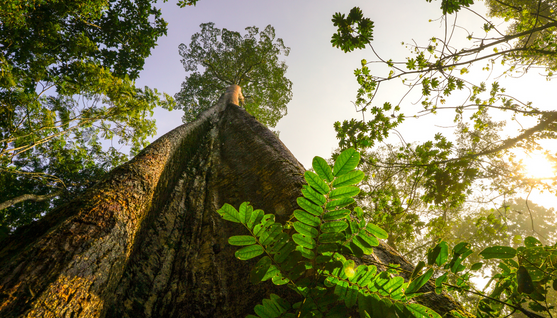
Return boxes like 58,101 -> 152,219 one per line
175,22 -> 292,127
0,0 -> 175,228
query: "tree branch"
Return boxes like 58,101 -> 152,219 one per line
0,190 -> 63,211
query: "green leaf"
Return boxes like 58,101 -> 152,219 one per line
247,209 -> 264,230
333,148 -> 360,176
217,203 -> 241,223
406,268 -> 434,295
239,201 -> 252,225
318,232 -> 345,243
470,262 -> 483,271
365,223 -> 388,239
293,233 -> 316,249
235,244 -> 264,260
228,235 -> 257,246
353,235 -> 375,254
297,197 -> 323,216
295,245 -> 315,259
407,303 -> 442,318
293,221 -> 319,238
517,266 -> 534,294
260,224 -> 284,246
313,156 -> 334,182
325,197 -> 355,210
329,186 -> 360,199
435,241 -> 449,266
321,221 -> 349,233
272,273 -> 290,286
254,214 -> 275,236
480,246 -> 517,259
294,209 -> 320,227
410,261 -> 426,280
274,241 -> 296,263
524,236 -> 542,247
251,256 -> 272,284
268,233 -> 289,254
323,209 -> 351,221
304,171 -> 330,194
355,231 -> 379,247
332,170 -> 365,188
302,185 -> 326,205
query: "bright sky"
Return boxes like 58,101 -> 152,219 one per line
135,0 -> 556,209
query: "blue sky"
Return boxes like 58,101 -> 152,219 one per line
134,0 -> 556,207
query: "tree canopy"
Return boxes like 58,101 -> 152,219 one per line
0,0 -> 175,230
174,22 -> 293,128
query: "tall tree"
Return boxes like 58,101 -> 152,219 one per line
174,22 -> 293,128
0,0 -> 176,228
0,88 -> 468,318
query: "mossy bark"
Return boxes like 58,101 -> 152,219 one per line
0,91 -> 470,317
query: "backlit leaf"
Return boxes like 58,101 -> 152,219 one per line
365,223 -> 388,239
297,197 -> 323,216
407,303 -> 442,318
325,197 -> 355,210
323,209 -> 351,221
332,170 -> 365,188
302,185 -> 326,205
313,156 -> 334,182
304,171 -> 330,194
333,148 -> 360,176
293,221 -> 319,238
329,186 -> 360,199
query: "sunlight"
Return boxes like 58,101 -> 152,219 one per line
522,153 -> 556,179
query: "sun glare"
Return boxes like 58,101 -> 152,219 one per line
522,154 -> 556,179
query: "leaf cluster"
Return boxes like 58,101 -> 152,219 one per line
218,148 -> 446,318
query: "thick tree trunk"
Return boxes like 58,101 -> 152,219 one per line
0,88 -> 469,317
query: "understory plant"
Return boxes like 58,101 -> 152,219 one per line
217,148 -> 557,318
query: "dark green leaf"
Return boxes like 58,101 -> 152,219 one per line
480,246 -> 517,259
407,303 -> 442,318
406,268 -> 434,295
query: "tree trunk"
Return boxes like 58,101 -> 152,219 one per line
0,89 -> 470,317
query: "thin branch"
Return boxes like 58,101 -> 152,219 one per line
0,190 -> 64,211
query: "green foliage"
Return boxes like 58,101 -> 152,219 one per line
174,22 -> 292,127
218,148 -> 446,318
0,0 -> 177,228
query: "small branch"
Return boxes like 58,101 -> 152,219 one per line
0,190 -> 64,211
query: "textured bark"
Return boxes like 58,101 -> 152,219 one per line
0,88 -> 470,317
